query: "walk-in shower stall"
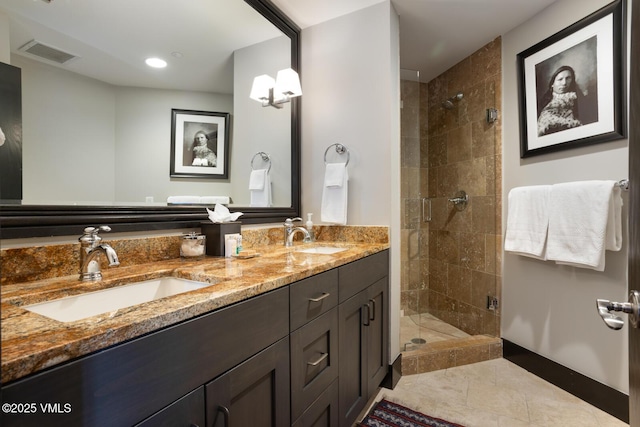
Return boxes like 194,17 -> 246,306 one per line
399,39 -> 503,372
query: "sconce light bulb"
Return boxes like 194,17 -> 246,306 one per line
145,57 -> 167,68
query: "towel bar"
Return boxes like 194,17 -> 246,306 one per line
324,143 -> 350,166
617,179 -> 629,190
251,151 -> 271,173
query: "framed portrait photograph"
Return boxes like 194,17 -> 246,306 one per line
170,109 -> 230,179
517,0 -> 625,158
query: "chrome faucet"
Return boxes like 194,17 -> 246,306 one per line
283,217 -> 311,247
79,226 -> 120,281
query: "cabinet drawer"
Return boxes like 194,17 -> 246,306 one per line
290,308 -> 339,421
291,379 -> 339,427
290,268 -> 338,331
135,387 -> 205,427
338,250 -> 389,302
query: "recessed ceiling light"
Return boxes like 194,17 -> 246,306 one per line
145,57 -> 167,68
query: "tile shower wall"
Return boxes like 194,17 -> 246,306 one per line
400,37 -> 503,338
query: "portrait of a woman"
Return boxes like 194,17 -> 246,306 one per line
190,130 -> 217,167
536,65 -> 583,136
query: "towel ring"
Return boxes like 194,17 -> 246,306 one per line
251,151 -> 271,173
324,143 -> 350,166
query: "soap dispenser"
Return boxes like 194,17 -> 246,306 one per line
305,213 -> 314,242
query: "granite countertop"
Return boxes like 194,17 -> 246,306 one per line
1,241 -> 388,384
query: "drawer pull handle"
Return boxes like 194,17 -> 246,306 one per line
308,292 -> 330,302
215,405 -> 230,426
363,303 -> 371,326
307,352 -> 329,366
369,299 -> 376,321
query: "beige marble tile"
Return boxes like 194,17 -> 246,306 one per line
467,380 -> 529,422
526,394 -> 602,427
359,358 -> 628,427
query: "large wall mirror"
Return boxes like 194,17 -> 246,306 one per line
0,0 -> 300,238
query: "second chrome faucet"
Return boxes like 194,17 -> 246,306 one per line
283,217 -> 311,247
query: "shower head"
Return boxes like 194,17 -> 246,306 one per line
442,92 -> 464,109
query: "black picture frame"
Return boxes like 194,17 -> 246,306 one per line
0,61 -> 23,202
170,109 -> 230,179
517,0 -> 625,158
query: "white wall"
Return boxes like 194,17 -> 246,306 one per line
300,1 -> 401,358
114,87 -> 232,203
233,36 -> 292,207
13,55 -> 117,204
0,12 -> 9,63
502,0 -> 630,393
12,54 -> 234,204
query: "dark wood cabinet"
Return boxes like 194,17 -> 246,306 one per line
1,250 -> 389,427
1,287 -> 289,427
337,251 -> 389,427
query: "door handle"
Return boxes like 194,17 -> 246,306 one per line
596,290 -> 639,330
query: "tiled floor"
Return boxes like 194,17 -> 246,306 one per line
358,358 -> 628,427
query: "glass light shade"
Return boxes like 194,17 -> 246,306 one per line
274,68 -> 302,98
250,74 -> 275,101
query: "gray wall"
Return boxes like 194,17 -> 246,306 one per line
300,1 -> 401,358
502,0 -> 630,393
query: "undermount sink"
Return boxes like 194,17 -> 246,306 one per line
24,277 -> 213,323
296,246 -> 348,255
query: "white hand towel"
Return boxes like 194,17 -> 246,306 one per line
324,163 -> 346,187
321,163 -> 348,225
250,169 -> 271,207
546,180 -> 623,271
249,169 -> 267,191
504,185 -> 551,259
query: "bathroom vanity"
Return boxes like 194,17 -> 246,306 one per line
0,244 -> 389,427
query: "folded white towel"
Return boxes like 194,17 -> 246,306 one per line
250,169 -> 271,207
249,169 -> 267,191
504,185 -> 551,259
546,180 -> 623,271
321,163 -> 348,225
324,163 -> 346,187
167,196 -> 230,205
199,196 -> 230,205
167,196 -> 201,204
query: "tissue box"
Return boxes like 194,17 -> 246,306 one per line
200,222 -> 241,256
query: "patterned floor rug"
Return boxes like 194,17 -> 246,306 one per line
359,399 -> 465,427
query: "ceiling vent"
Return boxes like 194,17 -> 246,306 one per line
18,40 -> 78,65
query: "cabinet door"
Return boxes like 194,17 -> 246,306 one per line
337,290 -> 368,427
366,277 -> 389,397
206,338 -> 290,427
135,387 -> 205,427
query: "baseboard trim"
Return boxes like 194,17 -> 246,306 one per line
382,354 -> 402,390
502,339 -> 629,423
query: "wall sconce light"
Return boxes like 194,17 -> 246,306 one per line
249,68 -> 302,109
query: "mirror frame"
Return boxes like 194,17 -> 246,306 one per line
0,0 -> 301,239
